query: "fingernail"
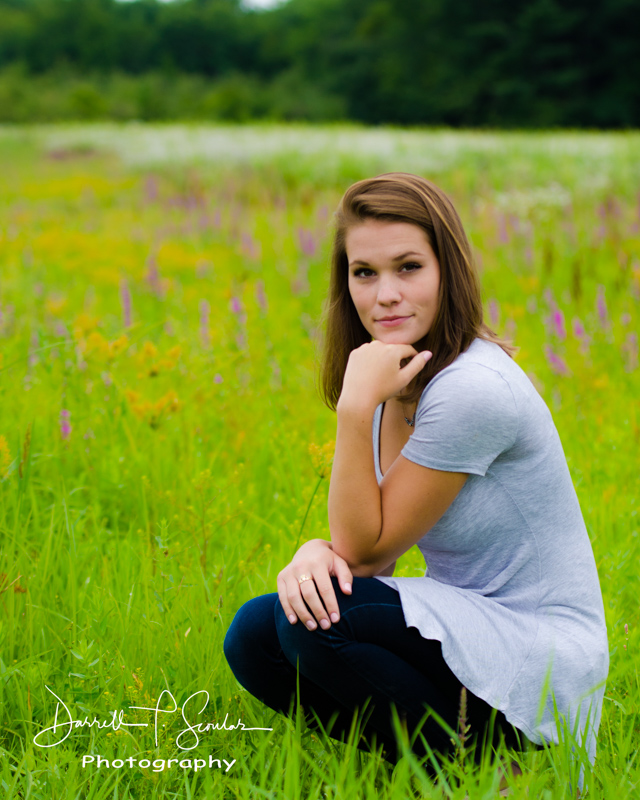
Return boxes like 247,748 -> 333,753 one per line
306,620 -> 317,630
344,583 -> 352,593
330,612 -> 339,623
288,614 -> 296,624
320,619 -> 330,630
423,351 -> 432,362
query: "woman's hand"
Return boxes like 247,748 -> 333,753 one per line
277,539 -> 353,631
337,341 -> 432,412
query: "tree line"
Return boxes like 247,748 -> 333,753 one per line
0,0 -> 638,126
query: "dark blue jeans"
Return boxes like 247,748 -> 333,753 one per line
223,576 -> 531,769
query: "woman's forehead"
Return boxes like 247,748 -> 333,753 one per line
345,219 -> 433,261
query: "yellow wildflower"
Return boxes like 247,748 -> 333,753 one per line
83,331 -> 110,359
0,435 -> 11,478
45,295 -> 68,316
141,341 -> 158,361
109,335 -> 129,359
72,313 -> 100,340
309,440 -> 335,478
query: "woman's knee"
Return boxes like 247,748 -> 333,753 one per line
223,593 -> 279,679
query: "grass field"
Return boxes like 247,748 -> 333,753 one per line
0,124 -> 638,799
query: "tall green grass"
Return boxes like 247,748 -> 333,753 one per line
0,125 -> 638,798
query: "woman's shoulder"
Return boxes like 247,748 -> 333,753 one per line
425,339 -> 515,397
426,338 -> 537,402
449,337 -> 516,374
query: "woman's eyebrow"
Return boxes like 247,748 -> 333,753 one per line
349,251 -> 423,267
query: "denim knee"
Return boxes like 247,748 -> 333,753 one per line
273,584 -> 344,681
223,593 -> 278,685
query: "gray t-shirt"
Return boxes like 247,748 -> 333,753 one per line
374,337 -> 608,765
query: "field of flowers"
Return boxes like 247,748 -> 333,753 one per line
0,124 -> 638,799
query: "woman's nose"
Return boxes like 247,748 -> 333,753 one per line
376,275 -> 402,305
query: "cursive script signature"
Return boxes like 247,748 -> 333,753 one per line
33,686 -> 272,749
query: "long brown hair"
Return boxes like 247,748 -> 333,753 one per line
319,172 -> 516,410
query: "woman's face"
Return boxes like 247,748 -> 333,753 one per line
345,218 -> 441,346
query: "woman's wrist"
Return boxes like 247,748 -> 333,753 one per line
298,538 -> 332,553
336,396 -> 379,421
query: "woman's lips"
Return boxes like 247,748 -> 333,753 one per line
376,316 -> 412,327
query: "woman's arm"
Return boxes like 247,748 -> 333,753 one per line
330,402 -> 467,576
375,560 -> 396,577
329,341 -> 467,576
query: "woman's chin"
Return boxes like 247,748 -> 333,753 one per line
374,332 -> 418,346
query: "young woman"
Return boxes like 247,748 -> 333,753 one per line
223,173 -> 608,778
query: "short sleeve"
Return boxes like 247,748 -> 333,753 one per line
401,363 -> 518,476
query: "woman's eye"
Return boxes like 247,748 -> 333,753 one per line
401,262 -> 421,272
353,268 -> 374,278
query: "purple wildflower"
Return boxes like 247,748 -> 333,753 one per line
552,309 -> 566,340
297,227 -> 317,257
241,233 -> 260,260
525,245 -> 533,266
622,333 -> 638,372
60,409 -> 72,440
230,297 -> 243,316
214,374 -> 223,384
255,280 -> 268,313
572,317 -> 590,356
544,346 -> 571,376
145,255 -> 163,299
572,317 -> 586,339
230,296 -> 247,349
120,279 -> 132,328
621,313 -> 632,326
596,285 -> 608,328
54,321 -> 70,338
543,288 -> 557,308
488,299 -> 500,328
199,299 -> 210,349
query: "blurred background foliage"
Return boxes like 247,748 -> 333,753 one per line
0,0 -> 638,126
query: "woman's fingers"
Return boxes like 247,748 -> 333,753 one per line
278,573 -> 325,630
310,573 -> 342,625
398,350 -> 432,386
276,547 -> 355,631
276,574 -> 299,625
332,558 -> 354,597
299,577 -> 336,629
